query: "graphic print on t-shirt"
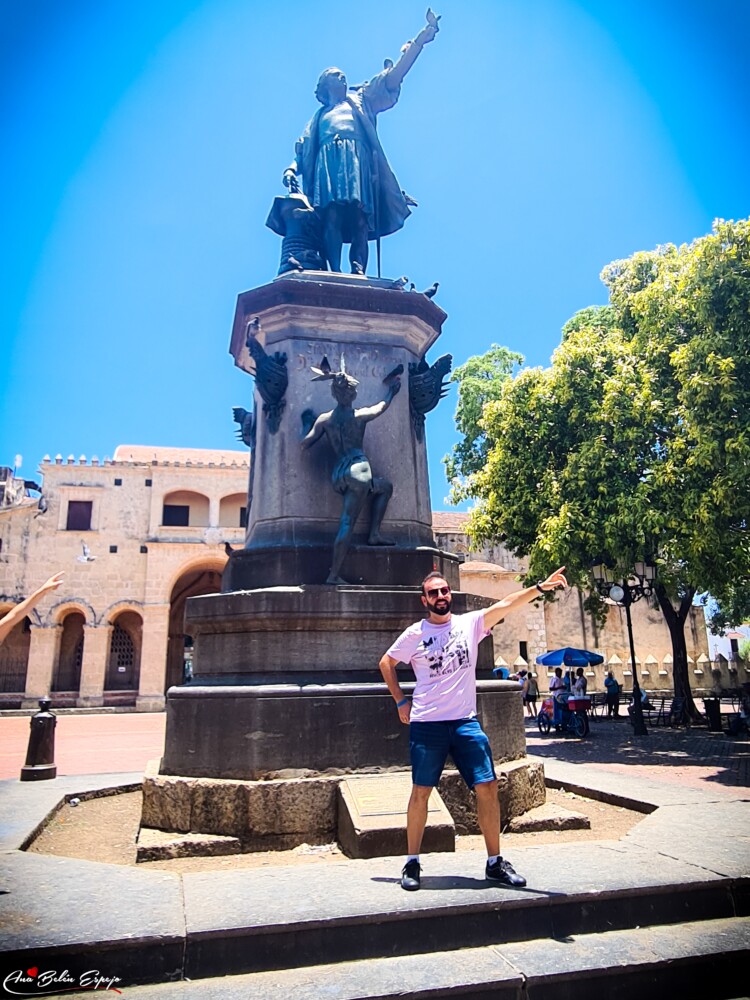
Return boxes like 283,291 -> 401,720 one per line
422,628 -> 471,676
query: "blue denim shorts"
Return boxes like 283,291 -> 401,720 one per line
409,717 -> 497,789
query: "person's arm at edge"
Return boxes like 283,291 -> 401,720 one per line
379,653 -> 411,724
0,572 -> 64,646
483,567 -> 567,632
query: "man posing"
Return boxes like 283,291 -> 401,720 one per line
379,567 -> 567,891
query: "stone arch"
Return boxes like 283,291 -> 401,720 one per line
47,599 -> 97,627
165,558 -> 226,691
103,600 -> 145,623
218,492 -> 247,529
51,609 -> 85,698
104,609 -> 143,699
161,489 -> 210,528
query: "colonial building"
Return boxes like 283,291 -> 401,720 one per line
0,446 -> 248,710
0,451 -> 730,711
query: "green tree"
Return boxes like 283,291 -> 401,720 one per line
443,345 -> 523,492
463,219 -> 750,720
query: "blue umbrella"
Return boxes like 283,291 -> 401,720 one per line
536,647 -> 604,668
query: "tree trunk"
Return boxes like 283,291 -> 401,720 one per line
655,583 -> 700,723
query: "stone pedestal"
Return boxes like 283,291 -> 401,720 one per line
163,587 -> 500,779
225,272 -> 447,589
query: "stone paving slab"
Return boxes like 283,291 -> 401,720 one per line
623,799 -> 750,879
179,841 -> 735,979
499,915 -> 750,1000
533,755 -> 733,808
182,841 -> 724,935
0,773 -> 143,852
0,851 -> 185,985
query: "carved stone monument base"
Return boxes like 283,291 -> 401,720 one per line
140,755 -> 545,858
223,543 -> 460,591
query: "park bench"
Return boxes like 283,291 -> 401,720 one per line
627,695 -> 683,727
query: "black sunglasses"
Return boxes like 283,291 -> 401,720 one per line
426,585 -> 451,598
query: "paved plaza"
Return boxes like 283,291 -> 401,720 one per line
525,714 -> 750,799
2,706 -> 748,798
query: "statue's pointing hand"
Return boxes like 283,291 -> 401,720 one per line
387,378 -> 402,400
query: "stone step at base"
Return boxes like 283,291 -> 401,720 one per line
136,828 -> 242,862
43,916 -> 750,1000
506,801 -> 590,833
337,772 -> 455,859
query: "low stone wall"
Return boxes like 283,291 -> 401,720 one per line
523,659 -> 748,696
140,756 -> 545,854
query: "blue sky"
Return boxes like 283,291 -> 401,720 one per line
2,0 -> 748,508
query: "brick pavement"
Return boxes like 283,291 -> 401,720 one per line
2,710 -> 749,799
525,715 -> 750,799
0,712 -> 166,780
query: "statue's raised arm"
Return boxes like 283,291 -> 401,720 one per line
385,9 -> 440,91
279,11 -> 441,276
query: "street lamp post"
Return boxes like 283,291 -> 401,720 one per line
591,560 -> 656,737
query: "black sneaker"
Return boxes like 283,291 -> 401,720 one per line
400,859 -> 421,891
486,857 -> 526,887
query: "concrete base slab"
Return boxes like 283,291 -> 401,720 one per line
506,801 -> 591,832
337,772 -> 455,859
136,828 -> 242,863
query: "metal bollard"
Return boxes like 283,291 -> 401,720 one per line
20,697 -> 57,781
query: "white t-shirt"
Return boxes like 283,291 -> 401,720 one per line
386,609 -> 490,722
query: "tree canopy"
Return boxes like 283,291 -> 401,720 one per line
455,218 -> 750,713
443,345 -> 523,488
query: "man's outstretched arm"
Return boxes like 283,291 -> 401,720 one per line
0,572 -> 64,645
483,567 -> 568,632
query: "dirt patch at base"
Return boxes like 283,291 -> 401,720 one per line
26,786 -> 644,873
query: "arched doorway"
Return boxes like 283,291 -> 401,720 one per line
166,566 -> 222,691
52,611 -> 85,700
105,611 -> 143,703
0,609 -> 31,702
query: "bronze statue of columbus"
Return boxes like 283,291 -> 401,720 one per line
283,11 -> 440,275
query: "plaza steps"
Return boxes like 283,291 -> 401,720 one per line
56,915 -> 750,999
6,842 -> 749,1000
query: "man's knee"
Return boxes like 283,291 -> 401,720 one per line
474,779 -> 498,799
409,784 -> 433,806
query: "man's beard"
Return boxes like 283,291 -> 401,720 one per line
428,596 -> 452,616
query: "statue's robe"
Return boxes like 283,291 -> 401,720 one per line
295,69 -> 412,241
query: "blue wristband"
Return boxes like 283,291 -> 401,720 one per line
396,697 -> 409,708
